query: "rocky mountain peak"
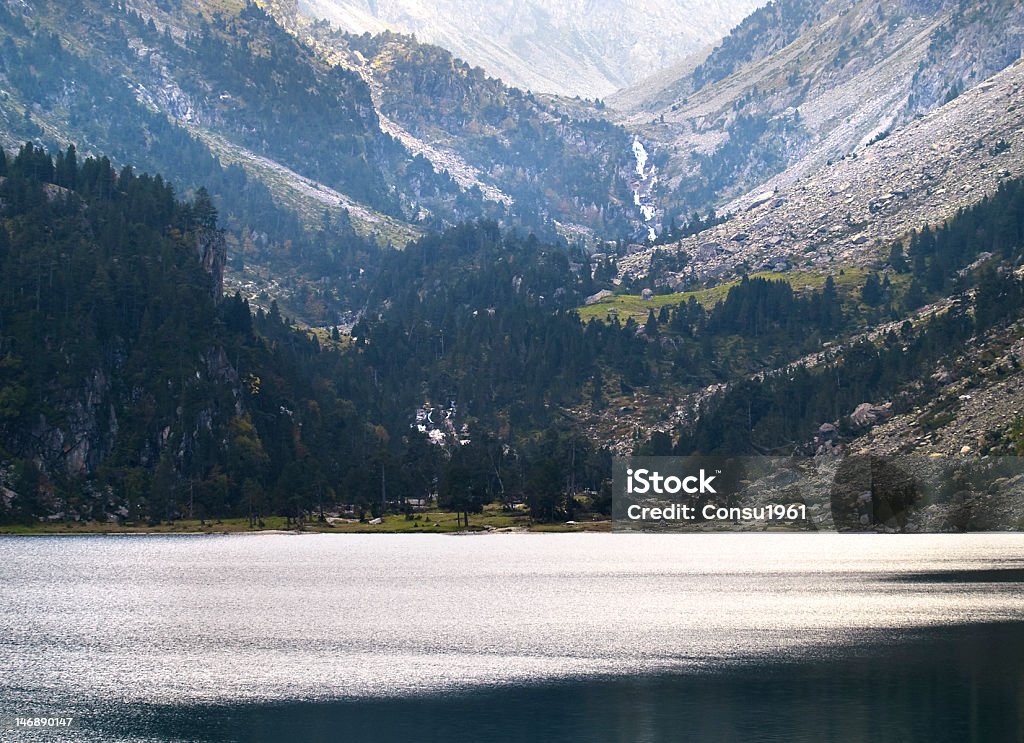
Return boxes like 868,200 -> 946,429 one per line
295,0 -> 768,97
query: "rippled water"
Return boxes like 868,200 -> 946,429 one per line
1,533 -> 1022,741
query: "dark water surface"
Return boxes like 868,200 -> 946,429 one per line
1,534 -> 1022,742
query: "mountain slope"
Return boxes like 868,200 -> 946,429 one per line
272,16 -> 645,239
0,0 -> 659,321
619,57 -> 1024,285
0,0 -> 449,323
0,144 -> 520,524
0,147 -> 619,524
295,0 -> 767,98
5,149 -> 1024,526
611,0 -> 1024,223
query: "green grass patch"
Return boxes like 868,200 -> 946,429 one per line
577,269 -> 871,324
0,504 -> 609,534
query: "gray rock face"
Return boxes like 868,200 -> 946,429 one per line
195,226 -> 227,303
29,368 -> 116,477
614,0 -> 1024,223
606,0 -> 1024,252
19,345 -> 244,484
620,59 -> 1024,285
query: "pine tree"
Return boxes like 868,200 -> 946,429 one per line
887,242 -> 908,273
192,186 -> 218,230
644,308 -> 659,337
860,272 -> 883,306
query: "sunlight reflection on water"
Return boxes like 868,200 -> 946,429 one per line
1,533 -> 1022,709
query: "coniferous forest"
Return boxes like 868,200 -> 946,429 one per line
1,141 -> 1023,525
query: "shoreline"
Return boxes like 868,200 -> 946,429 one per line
0,516 -> 614,536
4,523 -> 1019,536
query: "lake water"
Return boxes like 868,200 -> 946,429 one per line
1,533 -> 1022,742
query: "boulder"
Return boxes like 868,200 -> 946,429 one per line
746,191 -> 775,210
850,402 -> 893,428
696,242 -> 721,261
